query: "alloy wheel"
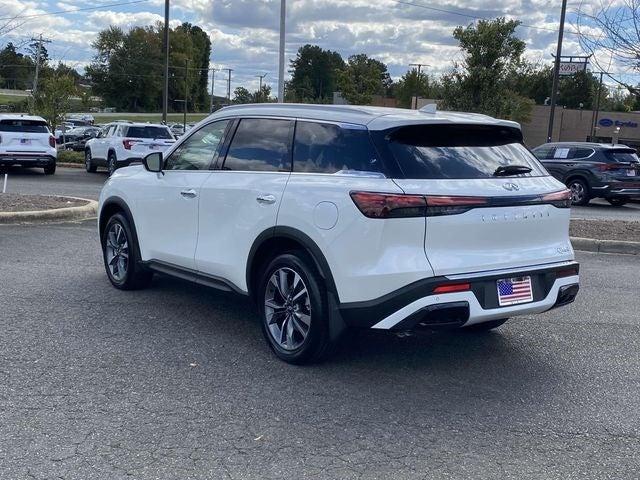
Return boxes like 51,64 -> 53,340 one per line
264,267 -> 311,351
569,181 -> 585,204
105,222 -> 129,282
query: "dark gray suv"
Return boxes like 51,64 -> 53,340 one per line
532,142 -> 640,206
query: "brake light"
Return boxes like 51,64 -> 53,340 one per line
556,265 -> 579,278
123,139 -> 138,150
596,163 -> 623,171
541,189 -> 571,208
349,192 -> 426,218
425,195 -> 488,216
433,283 -> 470,294
49,135 -> 55,148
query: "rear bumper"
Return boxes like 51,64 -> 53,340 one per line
339,261 -> 579,330
591,183 -> 640,197
0,154 -> 56,167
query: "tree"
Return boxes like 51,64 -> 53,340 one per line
233,85 -> 275,104
0,43 -> 34,90
31,74 -> 76,128
440,17 -> 532,122
394,68 -> 432,108
337,54 -> 389,105
232,87 -> 253,104
288,44 -> 345,102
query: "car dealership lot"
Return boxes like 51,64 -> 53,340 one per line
0,219 -> 638,479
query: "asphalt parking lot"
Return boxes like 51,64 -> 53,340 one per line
1,176 -> 640,479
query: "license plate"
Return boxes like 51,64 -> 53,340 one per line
497,276 -> 533,306
627,169 -> 636,177
20,138 -> 31,145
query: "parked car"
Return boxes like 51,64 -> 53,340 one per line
531,142 -> 640,206
169,123 -> 185,137
0,114 -> 57,174
85,122 -> 175,175
58,126 -> 101,149
97,104 -> 580,364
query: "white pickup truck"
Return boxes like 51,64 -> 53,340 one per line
0,114 -> 57,174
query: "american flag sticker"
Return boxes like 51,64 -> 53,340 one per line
497,276 -> 533,306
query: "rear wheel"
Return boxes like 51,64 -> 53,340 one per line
85,150 -> 97,173
107,152 -> 117,176
43,163 -> 56,175
463,318 -> 508,332
258,252 -> 332,364
606,197 -> 628,207
102,213 -> 153,290
567,178 -> 590,206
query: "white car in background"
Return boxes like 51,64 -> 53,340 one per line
84,121 -> 175,175
0,114 -> 57,174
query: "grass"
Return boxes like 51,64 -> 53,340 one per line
56,150 -> 84,164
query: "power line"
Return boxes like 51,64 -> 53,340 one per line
0,0 -> 150,22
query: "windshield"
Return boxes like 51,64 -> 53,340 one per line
126,126 -> 173,139
377,124 -> 546,179
0,119 -> 49,133
606,149 -> 640,163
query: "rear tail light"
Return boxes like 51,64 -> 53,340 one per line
349,192 -> 426,218
597,163 -> 625,171
433,283 -> 470,294
123,139 -> 138,150
49,135 -> 55,148
541,189 -> 571,208
556,265 -> 579,278
425,195 -> 488,216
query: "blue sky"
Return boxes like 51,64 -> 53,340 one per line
0,0 -> 635,96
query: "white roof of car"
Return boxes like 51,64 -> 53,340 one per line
0,114 -> 47,122
211,103 -> 521,131
540,141 -> 634,150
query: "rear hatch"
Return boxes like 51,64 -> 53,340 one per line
601,147 -> 640,185
373,123 -> 573,276
124,125 -> 175,157
0,118 -> 52,153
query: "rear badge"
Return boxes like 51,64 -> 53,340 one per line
502,182 -> 520,191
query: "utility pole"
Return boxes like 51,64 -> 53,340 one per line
590,71 -> 605,140
256,73 -> 268,102
223,68 -> 233,103
30,34 -> 51,95
409,63 -> 429,109
547,0 -> 568,142
278,0 -> 286,103
210,68 -> 216,113
162,0 -> 170,124
183,59 -> 188,132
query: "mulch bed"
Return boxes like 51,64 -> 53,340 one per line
571,219 -> 640,242
0,194 -> 87,213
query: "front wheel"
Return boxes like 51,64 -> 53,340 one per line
258,252 -> 332,364
606,197 -> 628,207
463,318 -> 508,332
567,178 -> 590,206
102,213 -> 153,290
107,153 -> 117,176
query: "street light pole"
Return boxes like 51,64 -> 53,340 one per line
162,0 -> 170,123
409,63 -> 429,110
547,0 -> 568,142
590,71 -> 605,140
210,68 -> 216,113
278,0 -> 286,103
183,59 -> 188,132
222,68 -> 233,103
256,73 -> 268,102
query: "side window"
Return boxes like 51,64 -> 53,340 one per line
293,121 -> 381,174
553,147 -> 571,159
107,125 -> 118,137
532,146 -> 553,160
573,148 -> 594,160
164,120 -> 229,171
223,118 -> 293,172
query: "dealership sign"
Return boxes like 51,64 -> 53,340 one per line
599,118 -> 639,128
559,61 -> 587,76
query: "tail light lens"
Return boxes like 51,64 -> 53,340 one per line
425,195 -> 488,216
123,139 -> 138,150
349,192 -> 426,218
556,265 -> 579,278
541,189 -> 571,208
597,163 -> 624,171
433,283 -> 470,294
49,135 -> 55,148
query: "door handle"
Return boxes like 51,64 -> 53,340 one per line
256,194 -> 276,205
180,189 -> 197,198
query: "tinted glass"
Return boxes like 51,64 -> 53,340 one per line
293,122 -> 382,175
165,120 -> 229,171
126,126 -> 173,139
384,125 -> 545,179
223,118 -> 292,172
532,146 -> 554,160
606,149 -> 640,163
0,120 -> 49,133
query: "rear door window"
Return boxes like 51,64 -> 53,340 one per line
223,118 -> 293,172
0,119 -> 49,133
293,121 -> 382,175
379,124 -> 545,179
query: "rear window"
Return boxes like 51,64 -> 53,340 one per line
125,126 -> 172,139
0,119 -> 49,133
380,125 -> 546,179
605,149 -> 640,163
293,121 -> 382,175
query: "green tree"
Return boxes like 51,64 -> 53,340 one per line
288,44 -> 345,102
232,86 -> 253,104
394,68 -> 432,108
441,17 -> 532,122
31,74 -> 76,128
337,54 -> 389,105
0,43 -> 34,90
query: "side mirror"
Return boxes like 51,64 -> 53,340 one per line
143,152 -> 163,173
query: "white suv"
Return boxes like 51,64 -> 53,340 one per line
0,114 -> 57,174
98,104 -> 580,364
85,121 -> 174,175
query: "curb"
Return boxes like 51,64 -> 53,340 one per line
58,162 -> 84,169
571,236 -> 640,255
0,196 -> 98,224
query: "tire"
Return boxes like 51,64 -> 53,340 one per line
85,150 -> 97,173
566,178 -> 590,206
43,163 -> 56,175
107,152 -> 118,176
606,197 -> 628,207
102,212 -> 153,290
257,252 -> 333,364
463,318 -> 508,332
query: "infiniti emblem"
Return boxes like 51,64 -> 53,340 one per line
502,182 -> 520,191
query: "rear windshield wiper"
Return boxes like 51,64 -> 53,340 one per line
493,165 -> 532,177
